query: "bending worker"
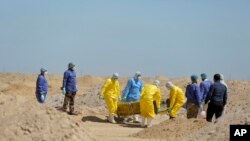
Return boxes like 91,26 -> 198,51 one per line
122,71 -> 143,122
35,68 -> 48,103
165,82 -> 185,119
99,73 -> 120,124
140,80 -> 161,128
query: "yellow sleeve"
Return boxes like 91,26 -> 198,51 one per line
100,79 -> 111,96
140,87 -> 145,99
169,87 -> 177,109
155,88 -> 161,109
116,82 -> 121,98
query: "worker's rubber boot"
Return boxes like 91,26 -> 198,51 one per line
108,115 -> 117,124
141,117 -> 146,128
133,115 -> 140,123
147,119 -> 153,128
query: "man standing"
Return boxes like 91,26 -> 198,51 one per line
35,68 -> 48,103
185,75 -> 202,119
200,73 -> 213,104
205,74 -> 227,123
122,71 -> 143,122
61,62 -> 78,115
165,82 -> 185,119
99,73 -> 120,124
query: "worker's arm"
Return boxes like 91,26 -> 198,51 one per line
117,82 -> 121,99
37,76 -> 44,94
62,71 -> 69,89
194,85 -> 202,106
100,79 -> 111,96
205,85 -> 214,104
155,89 -> 161,109
169,88 -> 177,110
200,83 -> 205,101
122,79 -> 132,99
223,87 -> 228,106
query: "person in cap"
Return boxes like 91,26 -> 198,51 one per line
61,62 -> 78,115
165,82 -> 185,119
140,80 -> 161,128
99,73 -> 120,123
35,68 -> 48,103
122,71 -> 143,122
205,74 -> 228,123
185,75 -> 202,119
200,73 -> 213,103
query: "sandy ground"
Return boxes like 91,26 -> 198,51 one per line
0,73 -> 249,141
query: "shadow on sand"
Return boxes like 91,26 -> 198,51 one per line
82,116 -> 107,123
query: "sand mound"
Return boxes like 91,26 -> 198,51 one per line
0,73 -> 250,141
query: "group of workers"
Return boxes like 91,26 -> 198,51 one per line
35,62 -> 228,128
36,62 -> 78,115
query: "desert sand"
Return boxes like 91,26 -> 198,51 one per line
0,73 -> 249,141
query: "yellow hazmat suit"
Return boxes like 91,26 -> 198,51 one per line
169,86 -> 185,118
140,84 -> 161,119
100,78 -> 120,115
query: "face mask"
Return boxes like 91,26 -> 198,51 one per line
44,72 -> 48,75
137,76 -> 142,80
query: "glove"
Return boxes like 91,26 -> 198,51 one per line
40,93 -> 45,102
98,95 -> 104,100
166,108 -> 170,113
61,87 -> 66,95
122,96 -> 127,102
157,108 -> 160,113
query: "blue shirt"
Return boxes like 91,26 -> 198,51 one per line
200,79 -> 213,102
122,78 -> 143,102
36,75 -> 48,94
62,69 -> 77,93
185,83 -> 202,105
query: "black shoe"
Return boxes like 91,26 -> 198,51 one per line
68,111 -> 79,115
170,116 -> 175,119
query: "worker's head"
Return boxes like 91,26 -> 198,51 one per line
191,75 -> 198,83
213,74 -> 221,82
68,62 -> 76,70
40,68 -> 47,75
153,80 -> 160,87
112,72 -> 119,80
134,71 -> 142,80
165,81 -> 174,89
200,73 -> 207,81
219,73 -> 224,80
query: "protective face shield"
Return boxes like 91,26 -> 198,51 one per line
153,80 -> 160,87
72,66 -> 76,71
112,72 -> 119,80
137,76 -> 142,80
134,71 -> 142,80
40,68 -> 47,75
165,81 -> 174,89
68,62 -> 75,69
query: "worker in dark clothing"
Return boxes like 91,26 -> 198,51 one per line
205,74 -> 228,123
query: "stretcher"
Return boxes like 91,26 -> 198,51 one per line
117,99 -> 168,117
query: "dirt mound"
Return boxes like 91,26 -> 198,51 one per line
1,73 -> 250,141
0,94 -> 94,141
132,80 -> 250,141
133,118 -> 207,140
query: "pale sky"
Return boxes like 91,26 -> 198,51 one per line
0,0 -> 249,80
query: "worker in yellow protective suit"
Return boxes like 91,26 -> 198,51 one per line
99,73 -> 120,124
140,80 -> 161,128
165,82 -> 185,119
